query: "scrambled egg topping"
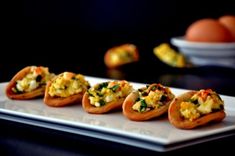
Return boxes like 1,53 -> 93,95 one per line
12,66 -> 55,93
109,44 -> 138,65
132,84 -> 175,112
180,89 -> 224,121
153,43 -> 186,68
48,72 -> 90,98
87,80 -> 133,107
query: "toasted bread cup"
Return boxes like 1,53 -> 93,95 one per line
82,80 -> 133,114
6,66 -> 55,100
104,44 -> 139,68
44,72 -> 90,107
123,84 -> 175,121
168,90 -> 226,129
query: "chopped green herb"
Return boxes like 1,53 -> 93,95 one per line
87,85 -> 91,89
110,84 -> 119,92
160,95 -> 167,102
138,87 -> 147,92
141,91 -> 148,96
216,94 -> 222,101
87,90 -> 94,97
98,82 -> 108,90
12,87 -> 22,94
97,92 -> 103,97
99,99 -> 106,106
140,99 -> 147,112
72,77 -> 77,80
189,99 -> 198,105
158,86 -> 163,90
136,97 -> 140,102
212,105 -> 223,112
158,102 -> 164,107
151,86 -> 157,91
36,75 -> 42,82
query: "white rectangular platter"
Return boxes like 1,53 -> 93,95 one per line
0,76 -> 235,152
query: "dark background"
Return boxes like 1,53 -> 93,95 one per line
2,0 -> 235,95
1,1 -> 235,155
4,0 -> 235,64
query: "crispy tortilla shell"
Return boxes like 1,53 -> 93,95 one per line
122,91 -> 171,121
168,91 -> 226,129
82,92 -> 124,114
5,66 -> 45,100
43,79 -> 84,107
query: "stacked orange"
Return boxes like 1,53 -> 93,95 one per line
185,15 -> 235,42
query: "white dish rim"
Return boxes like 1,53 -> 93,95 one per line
171,36 -> 235,49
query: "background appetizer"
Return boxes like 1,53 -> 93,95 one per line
104,44 -> 139,68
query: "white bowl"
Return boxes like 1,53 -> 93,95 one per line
171,37 -> 235,67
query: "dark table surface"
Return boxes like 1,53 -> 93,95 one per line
1,61 -> 235,155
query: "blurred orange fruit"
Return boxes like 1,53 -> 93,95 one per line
218,15 -> 235,41
185,18 -> 233,42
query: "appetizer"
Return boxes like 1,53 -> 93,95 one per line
44,72 -> 90,107
153,43 -> 186,68
82,80 -> 133,114
6,66 -> 55,100
104,43 -> 139,68
123,83 -> 175,121
168,89 -> 226,129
